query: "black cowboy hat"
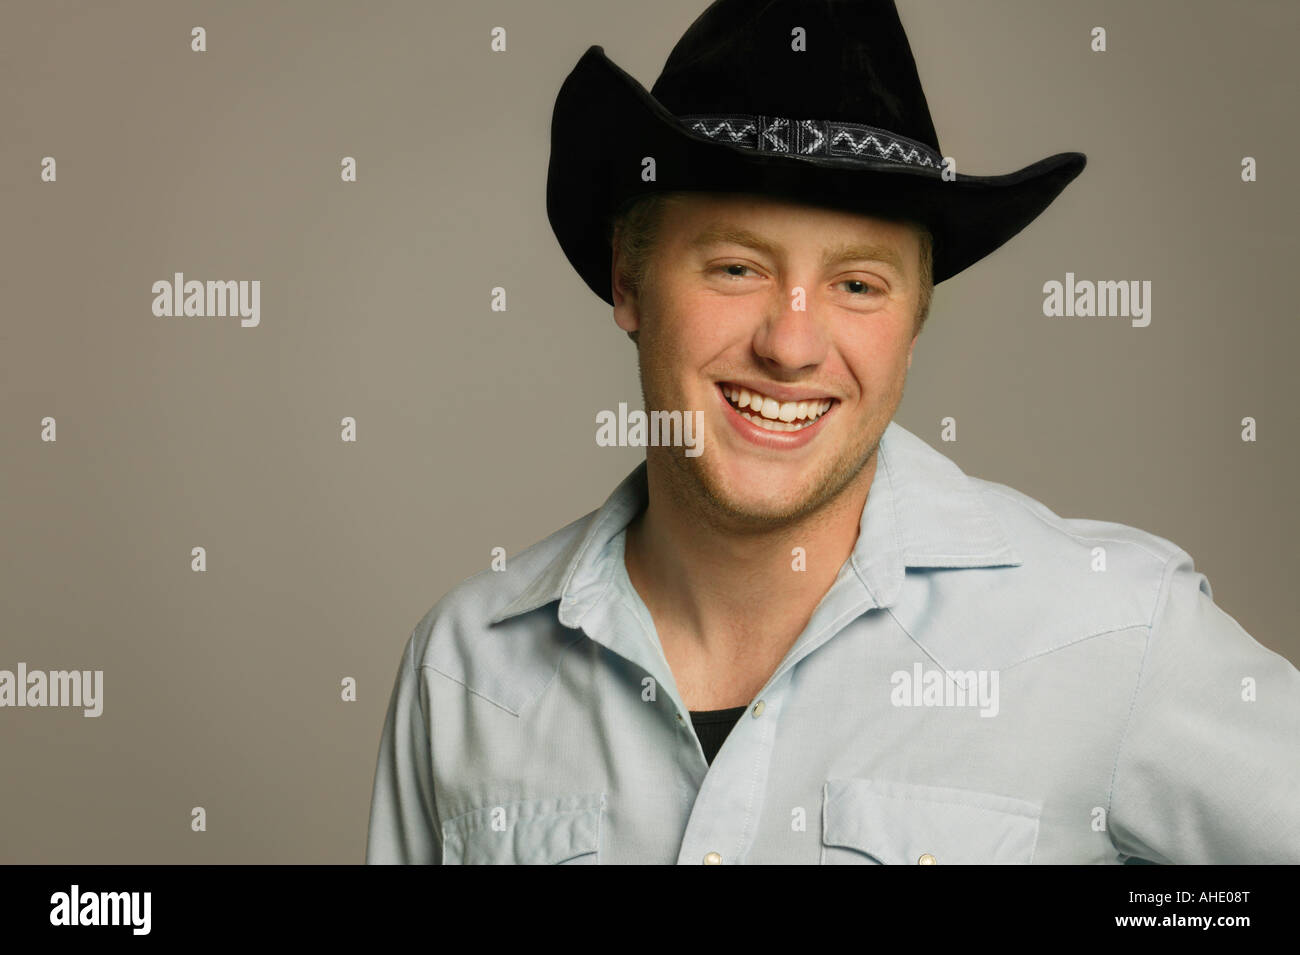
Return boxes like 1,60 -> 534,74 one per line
546,0 -> 1086,305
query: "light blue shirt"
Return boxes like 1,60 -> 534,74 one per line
365,420 -> 1300,864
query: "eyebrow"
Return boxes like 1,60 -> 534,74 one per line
687,225 -> 780,259
687,226 -> 906,275
819,242 -> 905,275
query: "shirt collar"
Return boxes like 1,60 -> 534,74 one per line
488,419 -> 1022,626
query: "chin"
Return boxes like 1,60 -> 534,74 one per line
689,455 -> 833,525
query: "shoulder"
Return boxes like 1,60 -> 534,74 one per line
975,476 -> 1185,575
401,507 -> 599,713
947,475 -> 1198,667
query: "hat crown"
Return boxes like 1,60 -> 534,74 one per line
650,0 -> 940,154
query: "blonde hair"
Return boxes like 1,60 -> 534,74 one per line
609,191 -> 935,337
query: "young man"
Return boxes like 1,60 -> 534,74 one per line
366,0 -> 1300,864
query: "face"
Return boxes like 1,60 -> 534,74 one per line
612,193 -> 922,530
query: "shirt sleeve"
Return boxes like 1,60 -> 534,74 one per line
365,632 -> 441,864
1106,548 -> 1300,863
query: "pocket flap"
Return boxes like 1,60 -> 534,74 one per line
442,792 -> 605,864
822,778 -> 1040,864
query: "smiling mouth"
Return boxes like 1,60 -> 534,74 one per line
718,383 -> 837,432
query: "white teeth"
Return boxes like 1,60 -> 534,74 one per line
721,383 -> 835,426
740,410 -> 810,432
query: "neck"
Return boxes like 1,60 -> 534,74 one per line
624,454 -> 876,661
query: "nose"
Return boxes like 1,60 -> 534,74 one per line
751,285 -> 830,373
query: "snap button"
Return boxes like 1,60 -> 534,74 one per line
752,700 -> 765,717
703,851 -> 722,865
918,853 -> 937,865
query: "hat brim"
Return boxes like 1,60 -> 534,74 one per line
547,46 -> 1086,305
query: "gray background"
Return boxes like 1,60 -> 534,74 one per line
1,0 -> 1296,863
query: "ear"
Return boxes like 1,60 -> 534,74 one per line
611,241 -> 641,338
907,332 -> 918,370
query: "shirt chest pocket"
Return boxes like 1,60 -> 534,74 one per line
441,792 -> 606,864
820,778 -> 1041,865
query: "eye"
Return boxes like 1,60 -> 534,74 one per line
715,263 -> 755,279
837,278 -> 880,295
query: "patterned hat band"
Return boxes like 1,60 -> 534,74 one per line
679,113 -> 942,169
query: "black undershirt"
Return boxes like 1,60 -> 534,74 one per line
689,705 -> 749,765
